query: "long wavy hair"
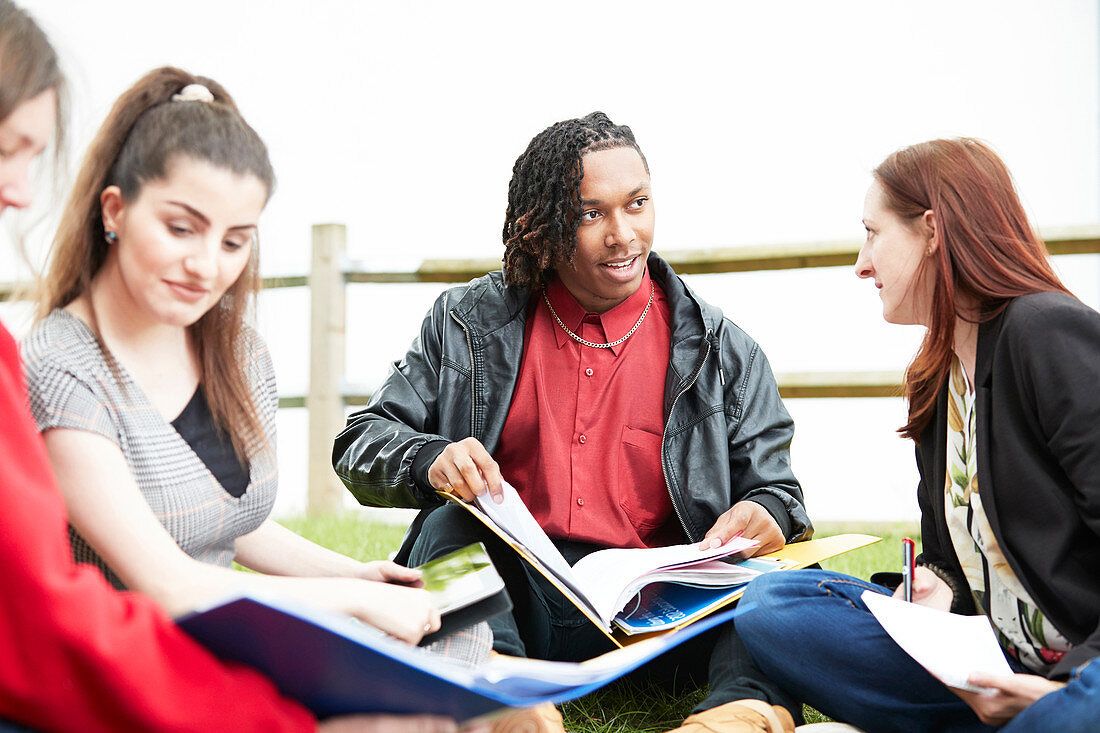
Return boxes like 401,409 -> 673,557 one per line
39,66 -> 276,463
875,138 -> 1071,442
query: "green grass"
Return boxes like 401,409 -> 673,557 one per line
278,514 -> 918,731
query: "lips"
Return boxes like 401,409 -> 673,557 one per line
166,280 -> 210,303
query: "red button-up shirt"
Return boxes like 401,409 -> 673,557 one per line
494,268 -> 678,549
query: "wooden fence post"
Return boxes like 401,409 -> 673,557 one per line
307,224 -> 347,516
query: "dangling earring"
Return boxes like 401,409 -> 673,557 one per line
105,231 -> 118,243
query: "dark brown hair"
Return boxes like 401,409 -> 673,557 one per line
40,66 -> 276,463
875,138 -> 1071,442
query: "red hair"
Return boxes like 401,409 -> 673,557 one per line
874,138 -> 1072,442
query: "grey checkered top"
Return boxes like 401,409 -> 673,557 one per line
23,309 -> 279,589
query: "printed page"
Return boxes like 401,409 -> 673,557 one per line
571,536 -> 758,625
861,590 -> 1013,692
473,482 -> 594,612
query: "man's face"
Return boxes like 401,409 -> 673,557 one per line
554,146 -> 654,313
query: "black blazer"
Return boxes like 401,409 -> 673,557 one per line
915,292 -> 1100,680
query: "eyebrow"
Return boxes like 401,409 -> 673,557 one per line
0,128 -> 47,155
167,200 -> 257,231
581,183 -> 651,208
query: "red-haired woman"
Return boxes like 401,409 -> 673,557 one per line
737,138 -> 1100,732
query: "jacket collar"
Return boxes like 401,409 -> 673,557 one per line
447,251 -> 721,347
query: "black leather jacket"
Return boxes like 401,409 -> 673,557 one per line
333,253 -> 812,562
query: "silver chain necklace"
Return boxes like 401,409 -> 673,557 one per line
543,282 -> 654,349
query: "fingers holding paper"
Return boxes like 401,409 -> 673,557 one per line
702,500 -> 784,556
951,673 -> 1065,726
428,438 -> 504,504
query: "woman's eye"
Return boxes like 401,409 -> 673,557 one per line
581,210 -> 599,221
168,224 -> 193,236
630,197 -> 648,209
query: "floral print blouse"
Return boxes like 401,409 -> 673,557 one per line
943,357 -> 1071,674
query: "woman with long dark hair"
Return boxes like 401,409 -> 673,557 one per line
737,138 -> 1100,732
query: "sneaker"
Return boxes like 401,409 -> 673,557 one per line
666,699 -> 796,733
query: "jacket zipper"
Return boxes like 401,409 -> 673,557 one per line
661,332 -> 712,541
450,310 -> 477,439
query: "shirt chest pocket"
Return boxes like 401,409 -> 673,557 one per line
617,424 -> 671,530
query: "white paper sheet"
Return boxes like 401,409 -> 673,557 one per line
861,590 -> 1013,692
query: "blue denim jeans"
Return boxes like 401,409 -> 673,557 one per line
737,569 -> 997,733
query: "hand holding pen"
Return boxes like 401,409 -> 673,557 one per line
891,538 -> 953,611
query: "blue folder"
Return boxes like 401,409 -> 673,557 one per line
177,593 -> 748,722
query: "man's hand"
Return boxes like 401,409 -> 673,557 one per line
427,438 -> 504,504
893,565 -> 952,611
702,500 -> 784,556
951,673 -> 1064,726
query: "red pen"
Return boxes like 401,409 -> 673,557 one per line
902,537 -> 916,602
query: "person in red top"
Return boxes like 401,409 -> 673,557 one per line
334,114 -> 812,733
0,2 -> 461,731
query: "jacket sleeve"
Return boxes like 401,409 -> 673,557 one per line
0,332 -> 315,733
333,292 -> 453,509
1006,298 -> 1100,676
721,326 -> 812,542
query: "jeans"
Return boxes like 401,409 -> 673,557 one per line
408,502 -> 802,719
737,569 -> 997,733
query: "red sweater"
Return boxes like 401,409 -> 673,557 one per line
0,324 -> 315,732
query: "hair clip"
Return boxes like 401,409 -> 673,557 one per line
172,84 -> 215,103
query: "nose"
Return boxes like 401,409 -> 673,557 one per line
605,211 -> 634,247
854,241 -> 873,279
0,160 -> 34,211
183,237 -> 219,280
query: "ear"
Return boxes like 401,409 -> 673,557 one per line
921,209 -> 938,255
100,185 -> 125,236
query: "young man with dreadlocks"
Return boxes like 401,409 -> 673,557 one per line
334,112 -> 811,733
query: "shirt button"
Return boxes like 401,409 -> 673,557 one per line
579,434 -> 587,444
585,368 -> 593,377
577,498 -> 584,506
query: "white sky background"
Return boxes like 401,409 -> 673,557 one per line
8,0 -> 1100,522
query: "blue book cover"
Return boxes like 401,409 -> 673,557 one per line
177,592 -> 748,722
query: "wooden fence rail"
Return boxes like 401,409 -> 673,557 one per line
6,223 -> 1099,513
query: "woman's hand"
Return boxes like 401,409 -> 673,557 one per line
951,673 -> 1065,726
893,565 -> 952,611
305,578 -> 441,644
359,560 -> 424,587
